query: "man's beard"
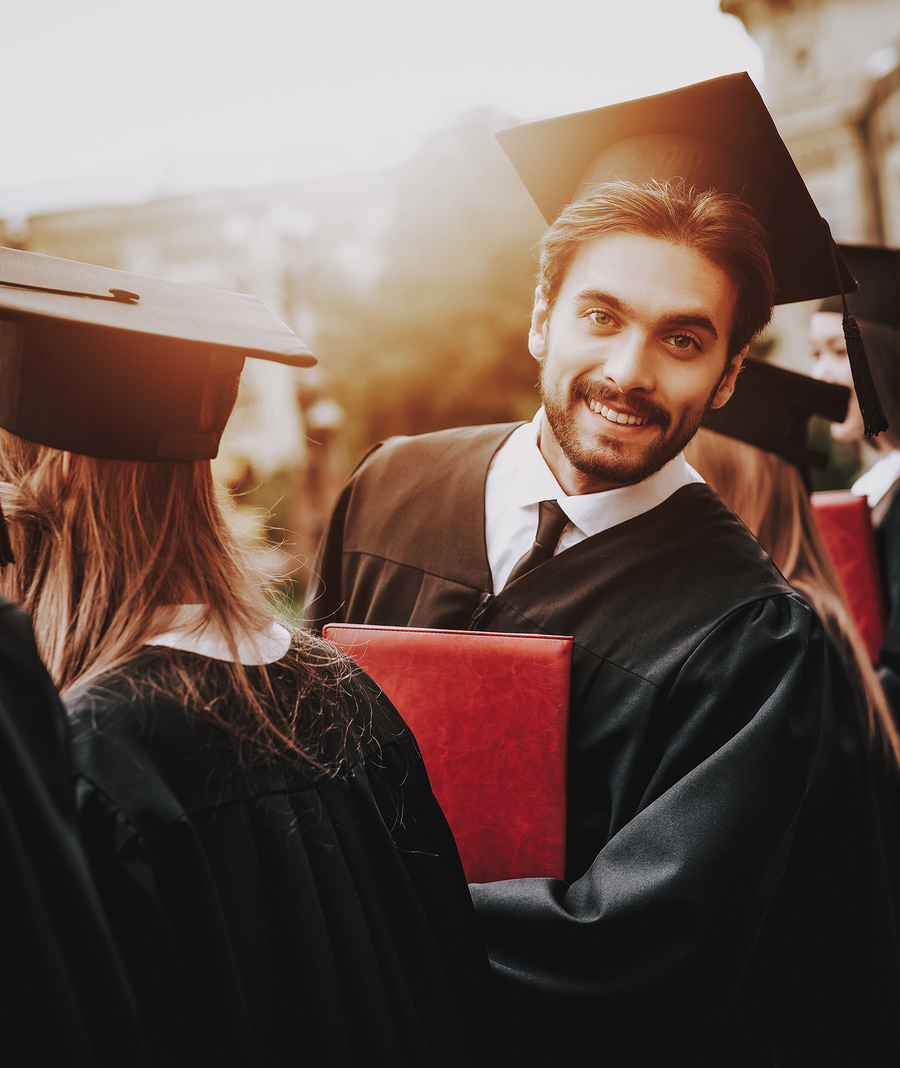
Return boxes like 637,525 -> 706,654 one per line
540,369 -> 723,490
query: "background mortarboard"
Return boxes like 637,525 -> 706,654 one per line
495,72 -> 855,307
0,246 -> 315,462
699,359 -> 884,659
820,243 -> 900,330
702,357 -> 850,470
818,243 -> 900,435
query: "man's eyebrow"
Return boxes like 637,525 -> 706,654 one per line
573,289 -> 631,316
574,290 -> 721,342
659,313 -> 720,341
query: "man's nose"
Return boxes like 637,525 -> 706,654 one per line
602,334 -> 655,394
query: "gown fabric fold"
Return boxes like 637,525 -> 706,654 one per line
0,597 -> 145,1067
67,646 -> 488,1067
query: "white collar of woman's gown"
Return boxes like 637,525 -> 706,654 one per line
144,604 -> 292,665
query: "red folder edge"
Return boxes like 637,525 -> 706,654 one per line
811,490 -> 886,662
324,624 -> 571,883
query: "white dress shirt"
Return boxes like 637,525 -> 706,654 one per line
484,410 -> 704,591
852,449 -> 900,509
145,604 -> 292,665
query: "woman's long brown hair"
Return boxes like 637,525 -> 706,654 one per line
0,429 -> 361,767
687,427 -> 900,767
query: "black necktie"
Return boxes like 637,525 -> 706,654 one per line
504,499 -> 569,586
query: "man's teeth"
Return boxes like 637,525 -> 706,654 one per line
588,399 -> 648,426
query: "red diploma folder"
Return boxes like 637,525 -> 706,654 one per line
811,490 -> 886,662
323,624 -> 572,883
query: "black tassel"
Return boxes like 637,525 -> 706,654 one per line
0,500 -> 13,567
843,311 -> 888,437
827,231 -> 888,437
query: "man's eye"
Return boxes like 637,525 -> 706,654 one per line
587,309 -> 613,327
671,334 -> 698,351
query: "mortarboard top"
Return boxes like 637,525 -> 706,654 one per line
0,246 -> 315,462
702,357 -> 850,470
495,72 -> 856,306
819,243 -> 900,331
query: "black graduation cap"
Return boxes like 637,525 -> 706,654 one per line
819,243 -> 900,331
819,243 -> 900,435
702,357 -> 850,470
496,72 -> 886,435
0,246 -> 316,463
496,73 -> 856,306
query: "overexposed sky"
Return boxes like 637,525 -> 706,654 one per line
3,0 -> 762,216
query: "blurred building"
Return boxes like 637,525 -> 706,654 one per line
723,0 -> 900,364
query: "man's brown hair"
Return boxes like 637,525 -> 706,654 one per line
536,179 -> 775,357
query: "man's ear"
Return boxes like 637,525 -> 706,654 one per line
709,346 -> 749,410
528,287 -> 549,361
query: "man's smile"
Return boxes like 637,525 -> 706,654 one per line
586,398 -> 650,427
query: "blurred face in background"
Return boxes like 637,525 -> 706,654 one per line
810,311 -> 865,445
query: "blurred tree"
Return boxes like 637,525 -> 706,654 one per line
316,107 -> 546,469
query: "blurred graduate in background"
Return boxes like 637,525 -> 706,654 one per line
688,359 -> 900,1065
811,244 -> 900,709
0,247 -> 487,1067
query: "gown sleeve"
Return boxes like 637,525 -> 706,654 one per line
304,481 -> 352,631
738,634 -> 900,1064
304,443 -> 384,632
0,599 -> 146,1068
469,594 -> 824,1067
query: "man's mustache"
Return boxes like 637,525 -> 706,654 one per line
572,379 -> 671,429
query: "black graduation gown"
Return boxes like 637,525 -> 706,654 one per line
740,631 -> 900,1065
305,423 -> 828,1066
0,597 -> 145,1067
67,647 -> 488,1068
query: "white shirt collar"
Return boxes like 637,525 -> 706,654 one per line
501,410 -> 702,539
852,449 -> 900,508
144,604 -> 292,665
484,411 -> 702,590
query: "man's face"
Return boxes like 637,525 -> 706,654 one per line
809,311 -> 865,445
531,232 -> 746,495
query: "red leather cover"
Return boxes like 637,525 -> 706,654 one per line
323,624 -> 572,883
811,490 -> 886,662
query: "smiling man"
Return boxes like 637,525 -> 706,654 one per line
532,225 -> 746,496
305,75 -> 861,1065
